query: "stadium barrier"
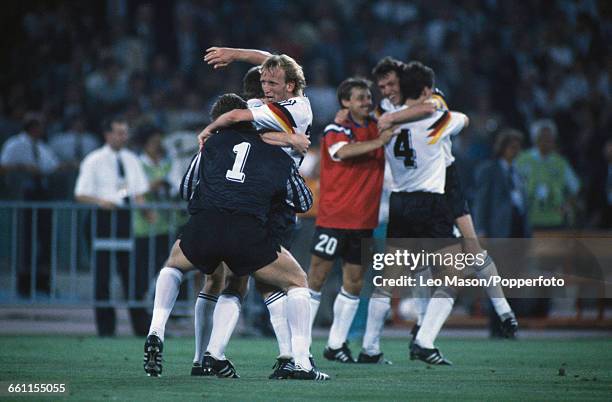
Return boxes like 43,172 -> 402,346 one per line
0,202 -> 609,329
0,201 -> 189,308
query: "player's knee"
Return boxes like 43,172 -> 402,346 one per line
224,278 -> 249,298
288,269 -> 308,289
204,274 -> 224,295
343,276 -> 363,296
434,286 -> 457,300
308,259 -> 331,291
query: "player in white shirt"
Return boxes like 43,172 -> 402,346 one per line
360,59 -> 467,365
375,59 -> 519,356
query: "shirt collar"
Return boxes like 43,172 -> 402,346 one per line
103,144 -> 122,156
348,113 -> 370,128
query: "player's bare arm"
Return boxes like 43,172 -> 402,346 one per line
198,109 -> 255,148
377,102 -> 436,131
204,47 -> 272,69
333,130 -> 394,161
260,131 -> 311,154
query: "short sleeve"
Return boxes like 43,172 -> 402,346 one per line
250,101 -> 297,133
322,124 -> 352,161
74,155 -> 96,197
425,111 -> 467,145
445,112 -> 467,137
0,139 -> 18,166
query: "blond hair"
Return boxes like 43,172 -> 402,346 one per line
262,54 -> 306,95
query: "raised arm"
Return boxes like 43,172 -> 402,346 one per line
204,47 -> 272,69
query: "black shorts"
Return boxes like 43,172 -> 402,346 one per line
310,226 -> 373,265
445,163 -> 470,219
179,209 -> 280,277
268,201 -> 297,250
387,191 -> 454,238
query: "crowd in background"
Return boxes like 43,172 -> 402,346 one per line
0,0 -> 610,230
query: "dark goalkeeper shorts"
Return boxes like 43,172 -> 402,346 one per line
444,163 -> 470,220
179,208 -> 280,277
310,226 -> 373,265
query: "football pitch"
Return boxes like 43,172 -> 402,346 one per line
0,336 -> 610,401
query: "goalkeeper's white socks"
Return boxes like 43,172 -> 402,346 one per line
206,293 -> 241,360
286,287 -> 313,370
148,267 -> 183,342
327,288 -> 360,349
265,291 -> 292,358
193,293 -> 217,363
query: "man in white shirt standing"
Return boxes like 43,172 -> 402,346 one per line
75,116 -> 150,336
1,112 -> 60,297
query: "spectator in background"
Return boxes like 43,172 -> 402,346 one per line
0,96 -> 22,144
474,129 -> 530,238
305,60 -> 338,133
516,119 -> 580,229
48,116 -> 100,198
0,113 -> 59,198
133,125 -> 172,286
49,116 -> 100,165
473,128 -> 531,337
74,116 -> 150,336
0,112 -> 59,296
587,138 -> 612,229
85,57 -> 129,110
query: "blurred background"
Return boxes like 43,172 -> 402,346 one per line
0,0 -> 610,337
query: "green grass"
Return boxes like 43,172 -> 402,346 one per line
0,336 -> 610,401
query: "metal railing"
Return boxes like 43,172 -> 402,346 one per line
0,201 -> 192,307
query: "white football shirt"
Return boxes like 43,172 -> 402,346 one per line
384,109 -> 467,194
249,96 -> 313,166
380,94 -> 456,167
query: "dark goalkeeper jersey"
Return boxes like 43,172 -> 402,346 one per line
188,128 -> 294,224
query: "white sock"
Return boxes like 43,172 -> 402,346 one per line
148,267 -> 183,342
415,294 -> 454,349
309,289 -> 321,329
362,296 -> 390,355
413,267 -> 432,326
327,287 -> 360,349
475,256 -> 512,317
286,287 -> 312,370
265,291 -> 292,357
193,293 -> 217,363
206,293 -> 241,360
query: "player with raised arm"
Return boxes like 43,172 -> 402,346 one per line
189,66 -> 311,377
144,93 -> 329,381
199,48 -> 319,379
